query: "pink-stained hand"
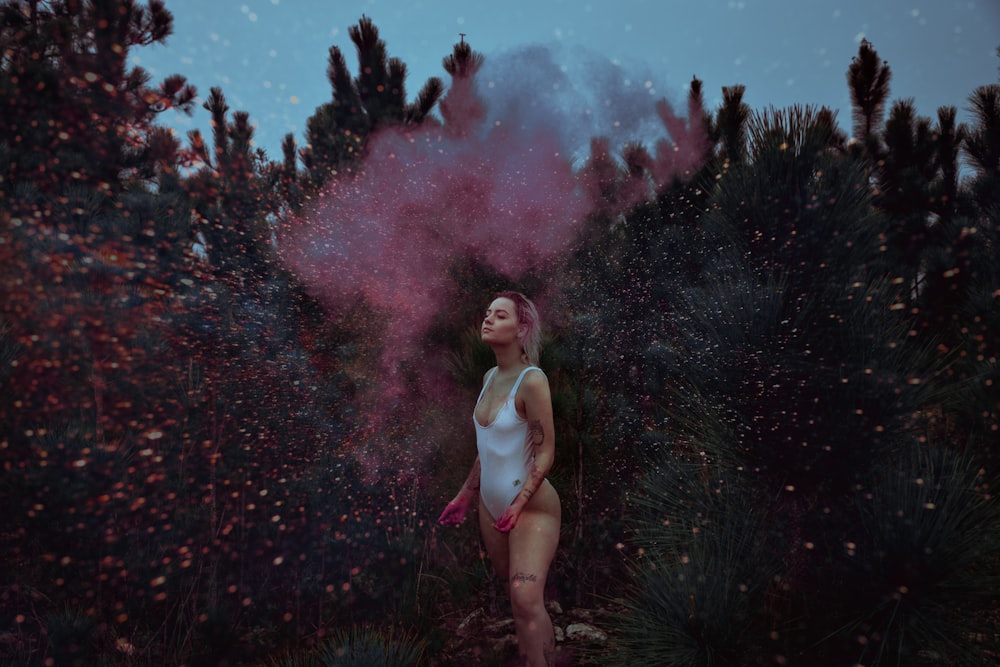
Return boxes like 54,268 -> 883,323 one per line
493,505 -> 522,533
438,497 -> 471,526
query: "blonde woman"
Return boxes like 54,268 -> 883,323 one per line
439,291 -> 561,666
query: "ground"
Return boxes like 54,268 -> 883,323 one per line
427,599 -> 624,666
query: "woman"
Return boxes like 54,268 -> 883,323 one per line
439,291 -> 561,667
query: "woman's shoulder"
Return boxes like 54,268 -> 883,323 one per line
520,366 -> 549,390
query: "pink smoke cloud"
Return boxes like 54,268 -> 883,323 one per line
278,45 -> 708,479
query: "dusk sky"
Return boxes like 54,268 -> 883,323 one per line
133,0 -> 1000,160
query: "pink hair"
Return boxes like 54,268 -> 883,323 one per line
496,290 -> 542,366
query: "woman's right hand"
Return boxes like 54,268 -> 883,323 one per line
438,496 -> 471,526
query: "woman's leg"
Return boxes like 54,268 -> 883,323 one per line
507,480 -> 560,666
479,499 -> 510,582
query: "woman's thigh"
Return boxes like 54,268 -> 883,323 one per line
508,481 -> 561,586
479,498 -> 510,580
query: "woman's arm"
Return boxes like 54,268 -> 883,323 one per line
439,369 -> 493,526
438,456 -> 481,526
494,370 -> 555,532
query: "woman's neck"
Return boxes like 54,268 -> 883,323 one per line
493,342 -> 525,373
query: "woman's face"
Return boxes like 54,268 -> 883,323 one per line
481,297 -> 521,346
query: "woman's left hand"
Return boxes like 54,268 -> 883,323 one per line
494,505 -> 522,532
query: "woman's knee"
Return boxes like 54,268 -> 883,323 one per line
509,580 -> 545,618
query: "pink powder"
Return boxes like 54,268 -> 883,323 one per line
279,48 -> 708,479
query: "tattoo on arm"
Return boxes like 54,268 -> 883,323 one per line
528,419 -> 544,446
518,467 -> 544,502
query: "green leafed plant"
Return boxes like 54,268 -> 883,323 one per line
315,625 -> 426,667
824,445 -> 1000,665
609,455 -> 782,667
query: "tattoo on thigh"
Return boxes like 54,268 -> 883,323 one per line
510,572 -> 537,587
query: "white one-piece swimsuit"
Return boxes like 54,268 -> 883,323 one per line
474,366 -> 543,519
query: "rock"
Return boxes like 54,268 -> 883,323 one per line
484,618 -> 515,635
565,623 -> 608,642
493,633 -> 518,654
439,601 -> 616,664
457,607 -> 485,635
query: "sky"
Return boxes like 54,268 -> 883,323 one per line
132,0 -> 1000,161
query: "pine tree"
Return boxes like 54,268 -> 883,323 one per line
0,0 -> 195,195
926,83 -> 1000,445
847,38 -> 891,147
301,15 -> 444,190
710,84 -> 752,167
964,83 -> 1000,211
0,7 -> 385,662
607,82 -> 999,667
930,106 -> 965,224
184,87 -> 277,288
